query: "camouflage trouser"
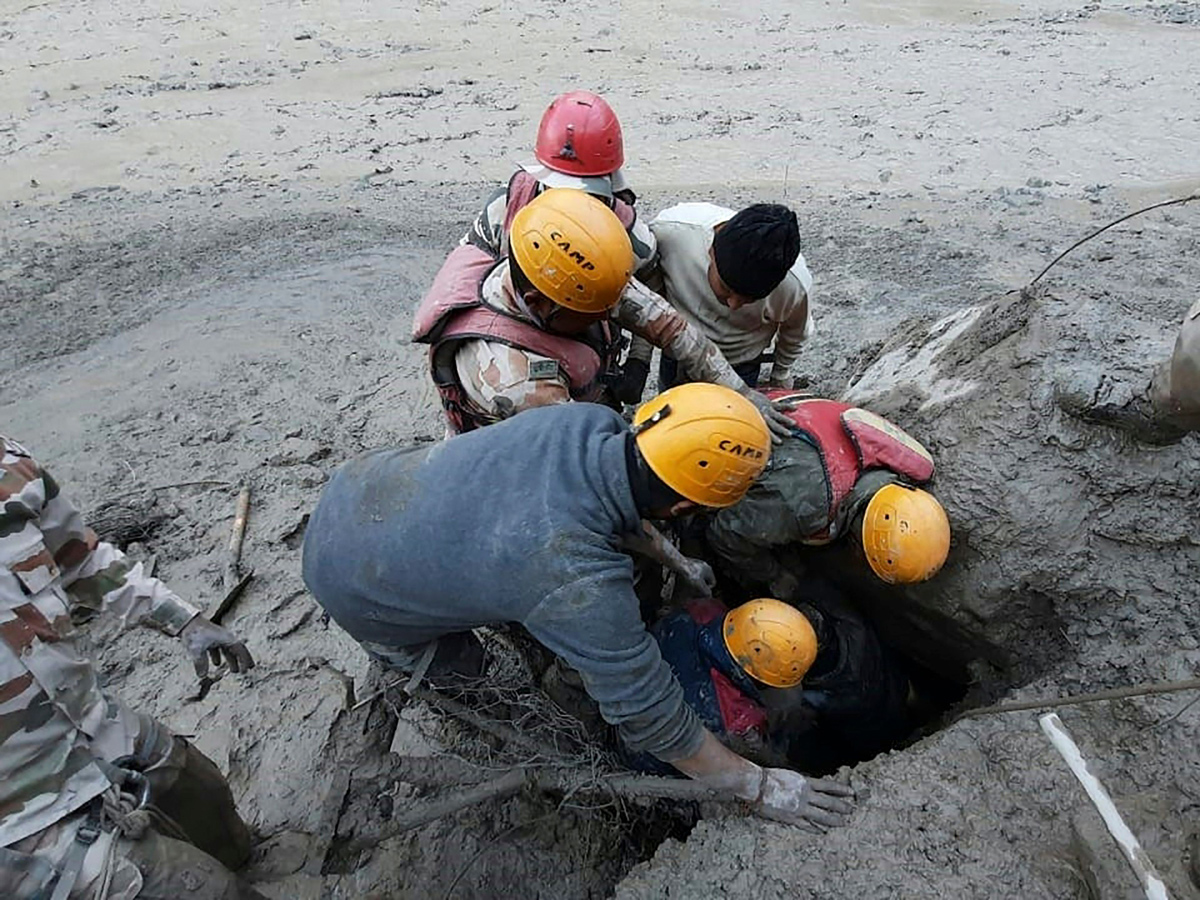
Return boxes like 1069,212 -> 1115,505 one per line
2,720 -> 262,899
1150,297 -> 1200,431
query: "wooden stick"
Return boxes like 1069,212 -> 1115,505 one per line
223,485 -> 251,593
954,678 -> 1200,723
349,678 -> 404,712
552,772 -> 727,803
340,770 -> 530,852
152,479 -> 233,492
1039,713 -> 1171,900
339,767 -> 733,851
209,570 -> 254,625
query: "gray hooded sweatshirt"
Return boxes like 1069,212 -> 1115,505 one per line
301,403 -> 704,761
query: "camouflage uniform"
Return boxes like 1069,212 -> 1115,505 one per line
0,437 -> 256,899
454,264 -> 754,426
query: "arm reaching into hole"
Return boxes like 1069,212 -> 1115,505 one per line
669,730 -> 856,831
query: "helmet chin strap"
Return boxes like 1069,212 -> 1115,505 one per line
513,289 -> 545,327
508,261 -> 553,329
630,404 -> 672,436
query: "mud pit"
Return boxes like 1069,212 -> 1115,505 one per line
4,0 -> 1200,897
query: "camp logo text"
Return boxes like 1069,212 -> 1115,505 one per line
549,231 -> 596,271
717,439 -> 765,460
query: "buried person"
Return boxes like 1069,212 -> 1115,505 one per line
0,437 -> 262,900
707,392 -> 952,597
412,189 -> 797,439
301,385 -> 853,830
631,585 -> 915,776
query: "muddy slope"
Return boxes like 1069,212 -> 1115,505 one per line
4,0 -> 1200,895
620,246 -> 1200,900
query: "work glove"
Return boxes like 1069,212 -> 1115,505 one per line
677,555 -> 717,598
766,372 -> 794,390
745,389 -> 797,443
612,359 -> 651,405
180,616 -> 255,680
752,767 -> 855,832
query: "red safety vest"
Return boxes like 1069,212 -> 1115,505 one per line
684,598 -> 769,739
763,390 -> 936,543
411,246 -> 618,434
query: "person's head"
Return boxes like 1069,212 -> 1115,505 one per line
631,383 -> 771,517
508,188 -> 634,334
535,90 -> 624,180
707,204 -> 801,310
855,483 -> 951,584
722,598 -> 819,688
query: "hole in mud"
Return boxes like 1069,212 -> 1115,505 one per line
705,580 -> 970,776
327,536 -> 1036,898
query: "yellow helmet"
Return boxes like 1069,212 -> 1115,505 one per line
723,599 -> 818,688
632,384 -> 770,508
509,188 -> 634,314
861,483 -> 951,584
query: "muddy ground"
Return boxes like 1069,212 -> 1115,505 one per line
3,0 -> 1200,897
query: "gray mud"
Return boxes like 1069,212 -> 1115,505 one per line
4,0 -> 1200,897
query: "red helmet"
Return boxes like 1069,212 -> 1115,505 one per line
534,90 -> 624,178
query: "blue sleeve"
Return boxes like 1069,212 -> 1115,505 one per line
523,562 -> 705,762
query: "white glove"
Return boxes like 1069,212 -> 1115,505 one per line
180,616 -> 255,680
752,767 -> 855,831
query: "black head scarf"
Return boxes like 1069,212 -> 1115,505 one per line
711,203 -> 801,300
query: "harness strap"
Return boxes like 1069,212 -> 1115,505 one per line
48,800 -> 102,900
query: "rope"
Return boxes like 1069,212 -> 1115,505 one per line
101,788 -> 154,841
1027,192 -> 1200,287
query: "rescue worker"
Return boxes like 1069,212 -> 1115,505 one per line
412,188 -> 797,439
1059,296 -> 1200,444
639,587 -> 915,776
706,391 -> 952,595
301,385 -> 855,831
622,201 -> 814,397
461,89 -> 655,271
1148,296 -> 1200,432
0,436 -> 262,900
